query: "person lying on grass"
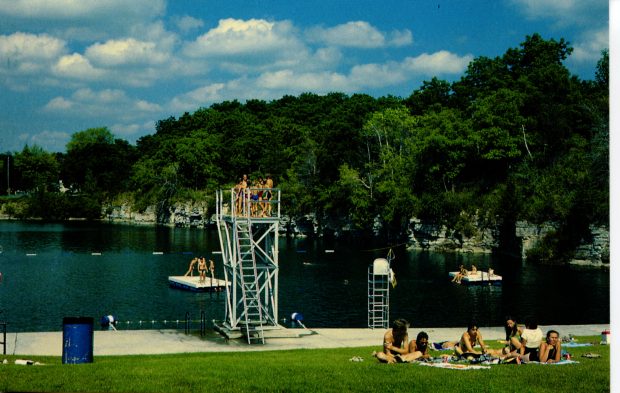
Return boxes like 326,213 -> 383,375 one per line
373,318 -> 410,364
539,330 -> 562,363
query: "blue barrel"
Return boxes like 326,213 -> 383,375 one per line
62,317 -> 94,364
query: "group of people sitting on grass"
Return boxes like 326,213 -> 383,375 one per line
373,316 -> 562,364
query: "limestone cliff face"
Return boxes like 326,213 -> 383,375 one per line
406,217 -> 609,267
104,201 -> 210,227
102,201 -> 609,266
407,217 -> 499,254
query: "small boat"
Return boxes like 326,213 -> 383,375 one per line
448,271 -> 502,285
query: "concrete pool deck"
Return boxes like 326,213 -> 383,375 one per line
3,324 -> 609,356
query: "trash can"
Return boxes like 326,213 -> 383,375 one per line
62,317 -> 94,364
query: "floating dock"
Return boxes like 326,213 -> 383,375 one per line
448,271 -> 502,285
168,276 -> 229,292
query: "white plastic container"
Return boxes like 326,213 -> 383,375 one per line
601,329 -> 610,345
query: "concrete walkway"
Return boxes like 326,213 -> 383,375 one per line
3,324 -> 608,356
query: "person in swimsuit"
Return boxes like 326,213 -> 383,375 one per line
454,321 -> 488,358
265,175 -> 274,216
209,259 -> 215,282
539,330 -> 562,363
502,315 -> 522,355
198,257 -> 207,283
184,257 -> 198,277
397,331 -> 432,362
235,175 -> 247,215
373,318 -> 410,363
451,264 -> 468,283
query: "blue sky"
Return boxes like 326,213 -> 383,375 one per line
0,0 -> 609,152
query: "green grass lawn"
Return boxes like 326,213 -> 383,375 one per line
1,336 -> 609,393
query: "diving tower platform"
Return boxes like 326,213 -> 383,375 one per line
213,187 -> 283,344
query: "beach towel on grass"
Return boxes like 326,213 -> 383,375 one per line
432,342 -> 454,351
562,342 -> 593,348
527,360 -> 579,365
418,362 -> 490,370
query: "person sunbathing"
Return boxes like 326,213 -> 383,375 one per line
539,330 -> 562,363
501,315 -> 523,356
373,318 -> 410,364
454,322 -> 488,359
396,331 -> 432,362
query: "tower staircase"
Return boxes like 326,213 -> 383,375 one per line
235,218 -> 265,344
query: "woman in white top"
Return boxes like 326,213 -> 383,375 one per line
519,318 -> 544,362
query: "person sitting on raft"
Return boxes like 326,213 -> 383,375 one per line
373,318 -> 410,364
451,264 -> 468,283
454,321 -> 488,359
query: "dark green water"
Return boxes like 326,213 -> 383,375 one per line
0,221 -> 609,332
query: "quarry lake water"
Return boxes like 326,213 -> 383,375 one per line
0,221 -> 609,332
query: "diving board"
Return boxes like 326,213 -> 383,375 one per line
168,276 -> 229,292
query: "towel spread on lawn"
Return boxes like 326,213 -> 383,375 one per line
418,362 -> 491,370
527,360 -> 580,365
562,342 -> 593,347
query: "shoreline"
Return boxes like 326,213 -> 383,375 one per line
4,324 -> 610,356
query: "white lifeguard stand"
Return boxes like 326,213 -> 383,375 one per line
368,256 -> 393,329
214,187 -> 281,343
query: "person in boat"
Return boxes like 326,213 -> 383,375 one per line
373,318 -> 410,363
502,315 -> 523,356
454,321 -> 488,359
539,330 -> 562,363
518,317 -> 544,362
470,264 -> 477,275
184,257 -> 198,276
397,331 -> 432,362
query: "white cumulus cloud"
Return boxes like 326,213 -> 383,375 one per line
510,0 -> 607,26
85,38 -> 169,67
183,18 -> 302,57
53,53 -> 104,80
0,0 -> 164,19
570,27 -> 609,62
306,21 -> 412,48
174,15 -> 205,33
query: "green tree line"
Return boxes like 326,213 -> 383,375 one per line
0,34 -> 609,262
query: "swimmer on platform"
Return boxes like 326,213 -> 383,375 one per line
184,257 -> 198,277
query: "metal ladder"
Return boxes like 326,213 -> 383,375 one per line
368,263 -> 390,329
235,218 -> 265,344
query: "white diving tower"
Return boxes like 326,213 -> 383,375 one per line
214,187 -> 282,344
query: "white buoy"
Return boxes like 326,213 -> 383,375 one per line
325,249 -> 335,253
26,253 -> 37,256
152,252 -> 164,255
91,252 -> 102,256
